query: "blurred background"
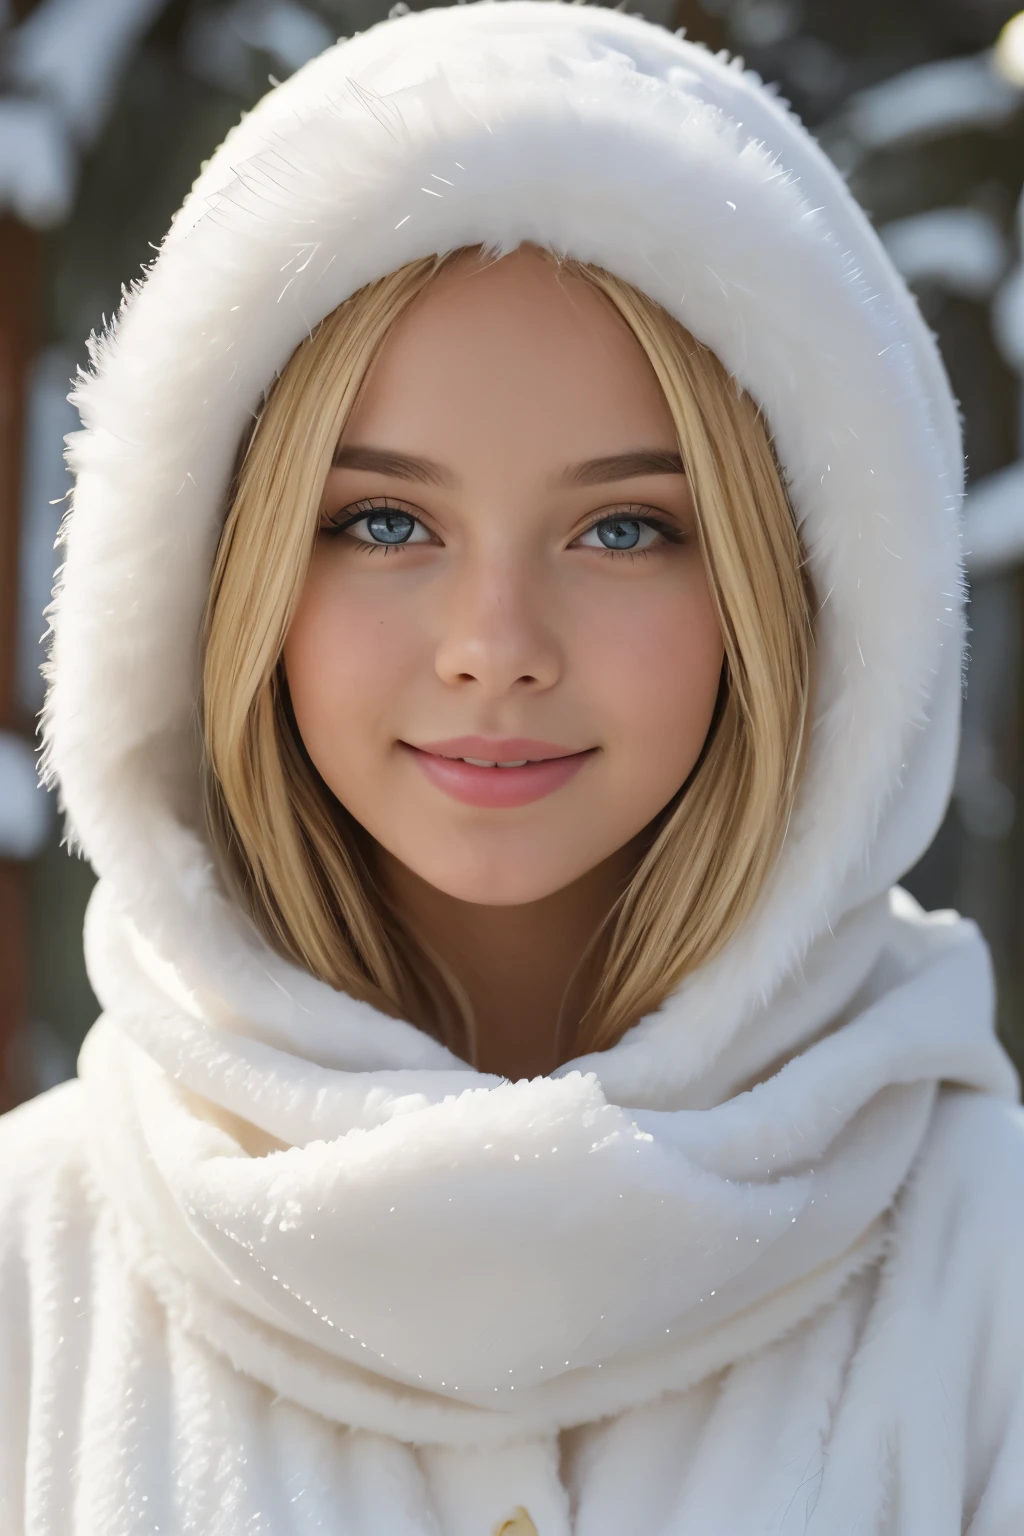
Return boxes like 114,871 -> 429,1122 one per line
1,0 -> 1024,1107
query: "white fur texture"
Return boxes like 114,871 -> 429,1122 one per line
1,6 -> 1021,1533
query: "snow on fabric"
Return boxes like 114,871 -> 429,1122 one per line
1,4 -> 1022,1532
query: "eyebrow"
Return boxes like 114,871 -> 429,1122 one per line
331,444 -> 686,488
332,444 -> 454,486
562,450 -> 685,486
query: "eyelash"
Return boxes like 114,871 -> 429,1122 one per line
320,498 -> 685,557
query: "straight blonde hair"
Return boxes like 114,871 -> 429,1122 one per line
202,246 -> 813,1060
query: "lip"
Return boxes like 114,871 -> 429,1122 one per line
404,737 -> 596,809
414,736 -> 581,763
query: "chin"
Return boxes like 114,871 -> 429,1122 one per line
436,871 -> 573,907
414,844 -> 582,908
448,882 -> 560,908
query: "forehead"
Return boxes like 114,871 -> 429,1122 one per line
341,250 -> 678,462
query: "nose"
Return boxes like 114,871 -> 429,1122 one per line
433,554 -> 562,696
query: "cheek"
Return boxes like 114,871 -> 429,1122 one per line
282,561 -> 423,767
576,570 -> 724,778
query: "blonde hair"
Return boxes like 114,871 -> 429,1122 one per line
202,245 -> 813,1059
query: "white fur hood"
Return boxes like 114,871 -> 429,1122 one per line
47,0 -> 973,1036
29,0 -> 1022,1483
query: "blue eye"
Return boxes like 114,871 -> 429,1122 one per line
327,504 -> 433,547
598,519 -> 640,549
360,511 -> 416,544
578,517 -> 662,552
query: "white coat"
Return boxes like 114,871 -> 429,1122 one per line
2,5 -> 1023,1532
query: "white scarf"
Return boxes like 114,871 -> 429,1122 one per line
76,873 -> 1014,1448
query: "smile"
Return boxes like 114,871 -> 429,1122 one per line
403,737 -> 596,808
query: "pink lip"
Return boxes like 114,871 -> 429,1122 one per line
404,737 -> 596,809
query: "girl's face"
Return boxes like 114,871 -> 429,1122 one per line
284,250 -> 725,907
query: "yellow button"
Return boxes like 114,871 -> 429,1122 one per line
493,1509 -> 538,1536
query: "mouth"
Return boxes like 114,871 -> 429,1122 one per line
402,737 -> 596,809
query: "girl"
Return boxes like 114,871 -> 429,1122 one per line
2,4 -> 1023,1531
